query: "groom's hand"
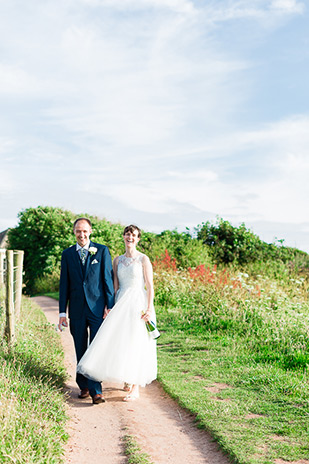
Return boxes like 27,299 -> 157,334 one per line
58,317 -> 68,331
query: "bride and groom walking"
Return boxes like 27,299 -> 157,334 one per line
58,218 -> 157,404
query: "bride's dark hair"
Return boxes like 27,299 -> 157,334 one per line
123,224 -> 141,238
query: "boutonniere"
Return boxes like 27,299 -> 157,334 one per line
89,246 -> 98,256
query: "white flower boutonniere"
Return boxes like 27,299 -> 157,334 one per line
89,246 -> 98,256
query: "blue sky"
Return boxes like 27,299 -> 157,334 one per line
1,0 -> 309,252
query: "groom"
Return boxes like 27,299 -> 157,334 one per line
58,217 -> 115,404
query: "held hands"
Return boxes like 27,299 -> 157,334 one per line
58,317 -> 68,332
103,308 -> 112,319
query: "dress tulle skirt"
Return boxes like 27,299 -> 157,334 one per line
77,286 -> 157,387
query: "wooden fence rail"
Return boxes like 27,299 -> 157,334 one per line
0,249 -> 24,346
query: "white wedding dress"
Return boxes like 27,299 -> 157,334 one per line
77,253 -> 157,387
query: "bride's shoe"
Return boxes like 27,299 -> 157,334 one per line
123,393 -> 139,401
123,386 -> 139,401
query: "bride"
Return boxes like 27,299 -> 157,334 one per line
77,224 -> 157,401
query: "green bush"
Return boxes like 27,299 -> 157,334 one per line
8,207 -> 308,295
197,218 -> 265,265
140,229 -> 212,268
8,206 -> 125,294
8,206 -> 76,294
33,269 -> 61,294
8,207 -> 213,294
196,218 -> 309,280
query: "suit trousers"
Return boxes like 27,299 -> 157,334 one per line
69,301 -> 104,396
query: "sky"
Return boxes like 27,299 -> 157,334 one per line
0,0 -> 309,252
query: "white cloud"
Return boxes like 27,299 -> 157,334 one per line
79,0 -> 196,14
78,114 -> 309,226
270,0 -> 305,14
167,170 -> 218,181
201,0 -> 305,26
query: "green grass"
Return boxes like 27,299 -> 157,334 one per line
0,295 -> 68,463
39,292 -> 60,300
157,294 -> 309,464
123,434 -> 154,464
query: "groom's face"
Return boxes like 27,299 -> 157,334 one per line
74,220 -> 92,247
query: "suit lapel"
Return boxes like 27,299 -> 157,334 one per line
71,244 -> 83,278
84,241 -> 95,278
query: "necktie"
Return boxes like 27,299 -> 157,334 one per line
80,248 -> 86,265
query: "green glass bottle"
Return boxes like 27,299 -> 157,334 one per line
146,320 -> 160,339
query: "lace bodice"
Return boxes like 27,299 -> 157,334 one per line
117,253 -> 145,292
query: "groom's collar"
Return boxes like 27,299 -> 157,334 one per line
76,241 -> 90,251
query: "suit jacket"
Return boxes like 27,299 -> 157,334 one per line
59,241 -> 115,320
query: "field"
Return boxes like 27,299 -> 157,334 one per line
153,257 -> 309,463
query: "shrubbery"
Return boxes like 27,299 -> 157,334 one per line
7,206 -> 308,294
8,206 -> 213,294
8,206 -> 125,294
197,218 -> 265,264
8,207 -> 76,294
140,229 -> 212,269
196,217 -> 309,275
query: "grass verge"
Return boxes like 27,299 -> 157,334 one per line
0,294 -> 68,463
38,292 -> 60,300
156,311 -> 309,464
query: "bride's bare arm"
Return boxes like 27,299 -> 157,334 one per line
142,255 -> 154,322
104,256 -> 119,319
113,256 -> 119,293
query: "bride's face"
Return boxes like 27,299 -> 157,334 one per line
123,230 -> 140,248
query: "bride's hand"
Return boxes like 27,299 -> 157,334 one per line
104,308 -> 111,319
141,310 -> 151,322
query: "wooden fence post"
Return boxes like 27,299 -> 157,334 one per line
0,250 -> 5,285
14,250 -> 24,319
5,250 -> 15,346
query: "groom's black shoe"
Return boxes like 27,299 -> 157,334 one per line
92,394 -> 105,404
78,388 -> 90,399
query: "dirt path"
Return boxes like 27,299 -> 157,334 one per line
33,296 -> 231,464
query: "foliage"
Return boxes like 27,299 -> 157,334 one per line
140,229 -> 212,269
8,206 -> 213,294
196,218 -> 268,264
8,207 -> 76,294
33,269 -> 61,294
196,218 -> 309,281
154,259 -> 309,370
0,297 -> 68,463
153,250 -> 309,463
8,206 -> 125,294
8,206 -> 308,296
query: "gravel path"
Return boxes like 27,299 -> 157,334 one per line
33,296 -> 231,464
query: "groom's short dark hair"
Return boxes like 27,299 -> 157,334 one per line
73,217 -> 92,230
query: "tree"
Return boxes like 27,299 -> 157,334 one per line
197,218 -> 265,265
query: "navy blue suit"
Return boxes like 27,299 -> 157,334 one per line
59,241 -> 115,396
